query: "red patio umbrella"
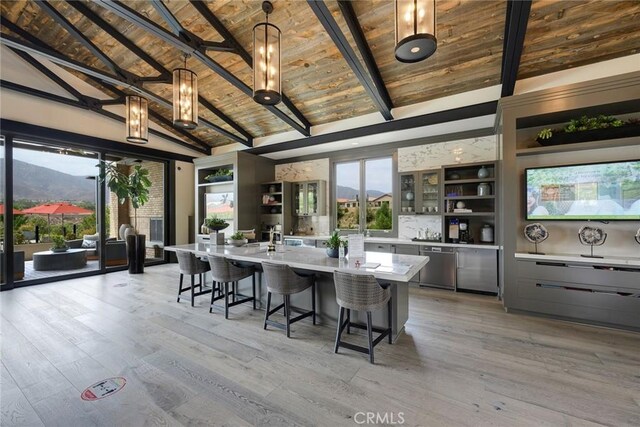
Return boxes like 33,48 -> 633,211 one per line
0,204 -> 24,215
21,202 -> 93,228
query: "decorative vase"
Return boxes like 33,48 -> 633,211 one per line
124,227 -> 137,240
201,221 -> 210,234
127,234 -> 145,274
477,182 -> 491,196
477,166 -> 489,179
405,192 -> 414,201
326,247 -> 340,258
119,224 -> 133,240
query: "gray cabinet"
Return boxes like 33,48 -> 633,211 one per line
456,247 -> 497,293
365,242 -> 394,253
293,180 -> 326,216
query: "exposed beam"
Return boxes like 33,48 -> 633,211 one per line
0,80 -> 209,155
98,0 -> 311,136
36,1 -> 121,76
201,41 -> 236,53
337,1 -> 393,112
188,0 -> 311,132
0,32 -> 248,146
308,1 -> 393,121
150,0 -> 183,35
248,101 -> 498,156
501,0 -> 532,97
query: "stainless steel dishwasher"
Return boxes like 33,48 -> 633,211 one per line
419,246 -> 456,290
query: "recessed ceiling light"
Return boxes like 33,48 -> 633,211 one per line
410,47 -> 421,53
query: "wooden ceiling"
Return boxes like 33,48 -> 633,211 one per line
1,1 -> 639,152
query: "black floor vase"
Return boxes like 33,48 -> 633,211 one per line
127,234 -> 145,274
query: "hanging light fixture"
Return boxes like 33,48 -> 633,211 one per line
173,53 -> 198,129
253,1 -> 281,105
395,0 -> 437,63
125,95 -> 148,144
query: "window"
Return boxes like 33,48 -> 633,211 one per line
334,157 -> 395,235
150,218 -> 163,242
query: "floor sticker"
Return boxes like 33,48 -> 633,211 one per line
81,377 -> 126,401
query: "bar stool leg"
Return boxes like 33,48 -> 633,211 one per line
264,291 -> 272,329
284,295 -> 291,338
191,275 -> 195,307
224,282 -> 230,319
177,273 -> 184,302
346,309 -> 351,334
334,307 -> 344,353
311,281 -> 316,325
388,298 -> 393,344
252,274 -> 257,310
209,281 -> 216,313
367,311 -> 374,363
232,282 -> 237,303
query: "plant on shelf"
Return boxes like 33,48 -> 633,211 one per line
324,231 -> 347,258
230,231 -> 245,240
99,161 -> 151,233
50,234 -> 68,252
536,115 -> 639,145
227,231 -> 247,247
205,168 -> 233,183
204,215 -> 229,232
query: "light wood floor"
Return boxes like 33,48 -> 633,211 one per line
1,264 -> 639,426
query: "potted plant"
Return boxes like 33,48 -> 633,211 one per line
204,215 -> 229,232
99,161 -> 152,274
50,234 -> 68,253
205,168 -> 233,183
324,231 -> 347,258
536,115 -> 640,146
227,231 -> 248,247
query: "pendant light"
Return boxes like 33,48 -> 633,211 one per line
395,0 -> 437,63
173,53 -> 198,129
125,95 -> 148,144
253,1 -> 281,105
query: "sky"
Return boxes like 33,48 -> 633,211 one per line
336,158 -> 393,193
13,147 -> 100,177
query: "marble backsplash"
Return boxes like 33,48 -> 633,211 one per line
398,135 -> 497,172
398,215 -> 442,240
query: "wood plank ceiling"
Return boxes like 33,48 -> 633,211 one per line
1,1 -> 639,152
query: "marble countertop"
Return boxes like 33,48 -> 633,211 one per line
165,243 -> 429,282
282,235 -> 500,250
515,252 -> 640,268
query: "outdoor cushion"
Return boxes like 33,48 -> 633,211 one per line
82,239 -> 96,248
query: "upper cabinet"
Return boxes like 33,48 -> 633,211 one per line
399,169 -> 441,215
293,180 -> 326,216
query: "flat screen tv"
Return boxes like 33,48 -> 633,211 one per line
525,160 -> 640,221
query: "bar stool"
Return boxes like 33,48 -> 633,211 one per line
261,262 -> 316,338
207,255 -> 256,319
175,250 -> 213,307
332,271 -> 392,363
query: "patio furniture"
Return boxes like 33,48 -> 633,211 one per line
66,236 -> 127,266
32,249 -> 87,271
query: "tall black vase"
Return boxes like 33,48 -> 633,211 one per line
127,234 -> 146,274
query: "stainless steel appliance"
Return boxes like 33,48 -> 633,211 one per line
419,246 -> 456,290
456,247 -> 497,293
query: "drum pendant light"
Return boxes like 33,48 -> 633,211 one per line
395,0 -> 437,63
253,1 -> 281,105
125,95 -> 148,144
173,54 -> 198,129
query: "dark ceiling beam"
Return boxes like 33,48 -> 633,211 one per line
248,101 -> 498,156
67,1 -> 170,78
36,1 -> 122,76
0,33 -> 247,146
201,41 -> 235,53
150,0 -> 183,35
0,80 -> 209,155
188,0 -> 311,134
98,0 -> 311,136
308,1 -> 393,121
501,0 -> 532,97
337,1 -> 393,112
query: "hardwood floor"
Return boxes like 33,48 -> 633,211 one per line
1,264 -> 639,426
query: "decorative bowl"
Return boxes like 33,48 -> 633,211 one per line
227,238 -> 248,247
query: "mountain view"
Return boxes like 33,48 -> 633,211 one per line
7,160 -> 96,202
336,185 -> 386,200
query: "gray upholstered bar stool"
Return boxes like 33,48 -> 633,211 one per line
332,271 -> 392,363
261,262 -> 316,338
207,255 -> 256,319
175,250 -> 213,307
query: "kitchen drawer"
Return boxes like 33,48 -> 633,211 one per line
315,239 -> 327,248
395,244 -> 419,255
365,243 -> 394,253
517,260 -> 640,291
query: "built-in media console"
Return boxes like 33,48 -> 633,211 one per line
513,253 -> 640,330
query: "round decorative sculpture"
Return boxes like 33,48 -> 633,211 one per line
524,223 -> 548,254
456,201 -> 466,209
578,225 -> 607,258
635,227 -> 640,245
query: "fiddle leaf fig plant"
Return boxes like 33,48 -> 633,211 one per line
98,161 -> 151,232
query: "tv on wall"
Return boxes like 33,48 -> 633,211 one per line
525,160 -> 640,221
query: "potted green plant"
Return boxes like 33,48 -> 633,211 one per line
205,168 -> 233,183
536,115 -> 640,146
227,231 -> 248,247
50,234 -> 68,253
204,215 -> 229,232
324,231 -> 347,258
99,161 -> 152,274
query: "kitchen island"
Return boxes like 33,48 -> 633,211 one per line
165,243 -> 429,341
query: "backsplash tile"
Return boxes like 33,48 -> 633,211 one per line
398,215 -> 442,240
398,135 -> 497,172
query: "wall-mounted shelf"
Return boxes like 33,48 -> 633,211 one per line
197,181 -> 235,187
444,212 -> 495,217
444,195 -> 495,200
443,178 -> 496,184
516,136 -> 639,157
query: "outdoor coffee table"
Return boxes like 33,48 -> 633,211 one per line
32,249 -> 87,271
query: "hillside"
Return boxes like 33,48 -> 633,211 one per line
336,185 -> 385,200
7,160 -> 96,202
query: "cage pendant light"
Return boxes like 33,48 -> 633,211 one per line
173,54 -> 198,129
395,0 -> 437,63
253,1 -> 281,105
126,95 -> 148,144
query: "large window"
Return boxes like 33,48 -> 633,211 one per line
335,157 -> 394,235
